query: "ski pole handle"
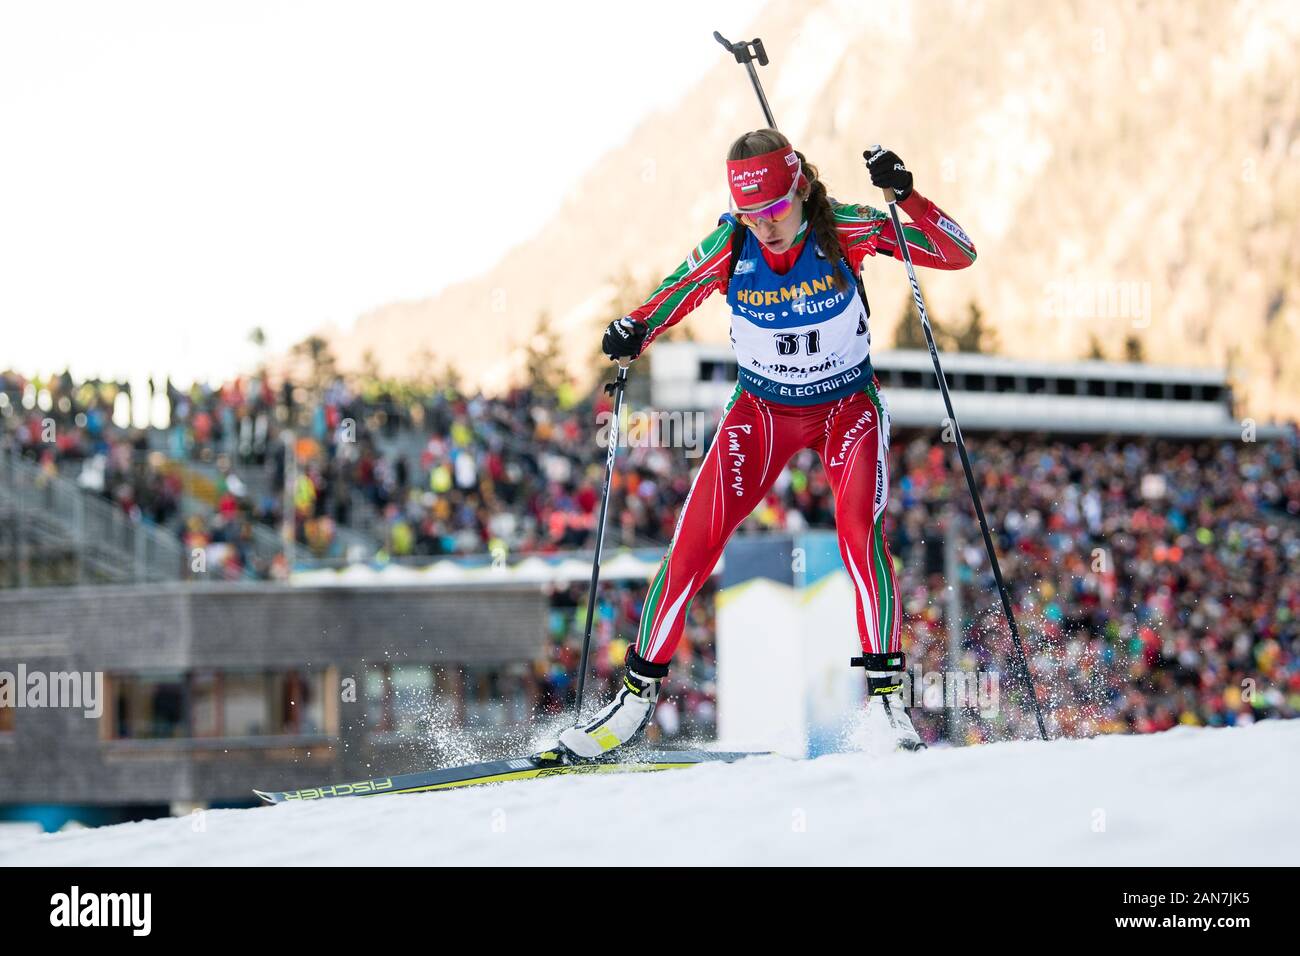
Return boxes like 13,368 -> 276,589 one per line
713,31 -> 768,66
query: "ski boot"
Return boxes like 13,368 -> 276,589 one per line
558,649 -> 667,760
853,652 -> 926,752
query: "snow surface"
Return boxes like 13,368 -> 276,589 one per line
5,721 -> 1297,866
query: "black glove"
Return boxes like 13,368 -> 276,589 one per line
602,316 -> 649,360
864,145 -> 913,201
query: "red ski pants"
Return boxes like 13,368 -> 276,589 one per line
634,380 -> 901,665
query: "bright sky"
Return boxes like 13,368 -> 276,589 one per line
0,0 -> 762,395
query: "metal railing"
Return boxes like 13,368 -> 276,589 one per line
0,448 -> 186,586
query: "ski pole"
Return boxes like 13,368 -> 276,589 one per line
714,29 -> 1049,741
713,32 -> 775,129
872,176 -> 1048,742
573,358 -> 630,717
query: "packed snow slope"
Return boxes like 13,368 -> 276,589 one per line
7,721 -> 1296,866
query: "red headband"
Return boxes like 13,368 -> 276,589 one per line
727,145 -> 806,209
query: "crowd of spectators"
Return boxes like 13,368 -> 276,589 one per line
896,434 -> 1300,743
4,364 -> 1297,746
536,579 -> 720,745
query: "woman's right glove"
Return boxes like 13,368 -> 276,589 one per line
602,316 -> 649,360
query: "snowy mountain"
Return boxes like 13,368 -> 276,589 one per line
313,0 -> 1300,418
7,720 -> 1295,865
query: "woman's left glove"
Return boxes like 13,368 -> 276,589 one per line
864,145 -> 914,201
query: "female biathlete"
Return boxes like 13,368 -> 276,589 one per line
559,130 -> 977,757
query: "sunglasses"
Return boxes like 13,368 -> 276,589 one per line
732,160 -> 803,227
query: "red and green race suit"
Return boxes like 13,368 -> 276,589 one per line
627,191 -> 976,665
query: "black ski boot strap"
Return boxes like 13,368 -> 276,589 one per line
626,647 -> 669,680
622,647 -> 669,697
851,652 -> 906,697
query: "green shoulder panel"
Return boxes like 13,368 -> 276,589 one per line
831,200 -> 889,248
686,219 -> 735,271
639,219 -> 736,330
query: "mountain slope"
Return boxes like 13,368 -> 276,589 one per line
321,0 -> 1300,418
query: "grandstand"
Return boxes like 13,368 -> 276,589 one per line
650,344 -> 1285,439
1,362 -> 1296,824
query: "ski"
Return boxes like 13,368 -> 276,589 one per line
253,749 -> 765,804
